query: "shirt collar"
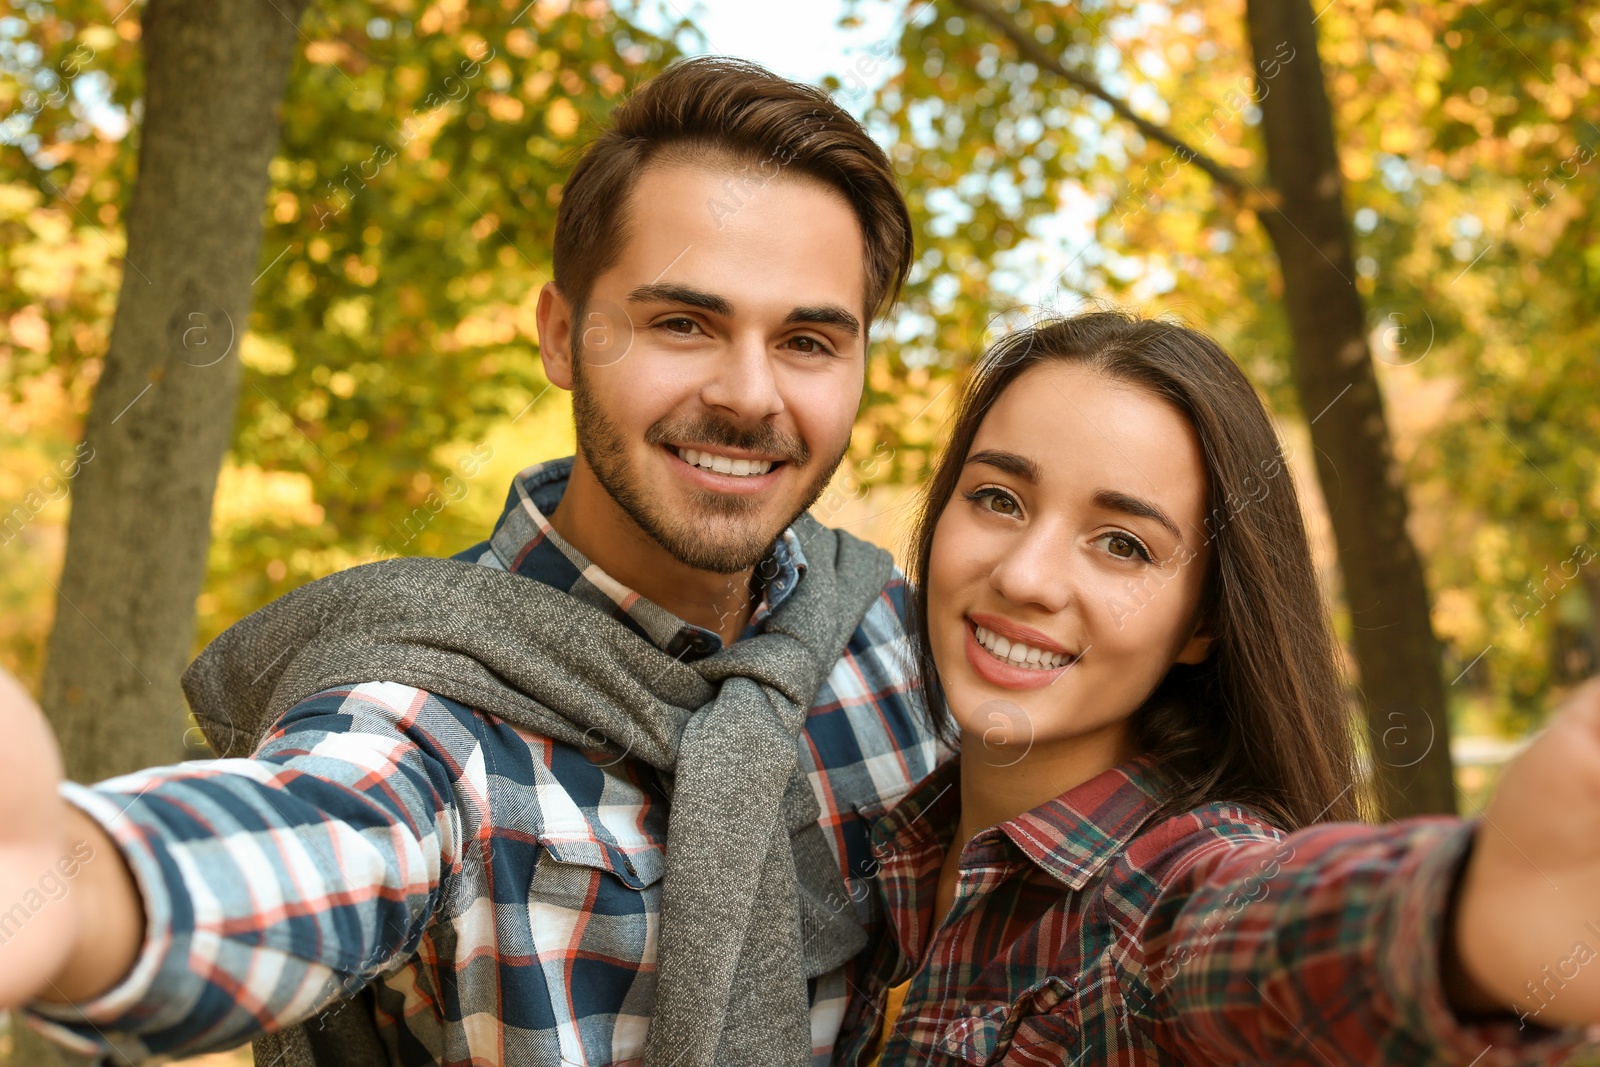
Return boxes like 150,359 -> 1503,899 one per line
871,751 -> 1172,891
485,456 -> 807,659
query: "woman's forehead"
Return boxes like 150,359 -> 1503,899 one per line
971,363 -> 1210,519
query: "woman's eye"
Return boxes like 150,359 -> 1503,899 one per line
1099,532 -> 1153,562
964,487 -> 1021,517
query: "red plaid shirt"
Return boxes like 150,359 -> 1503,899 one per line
837,755 -> 1595,1066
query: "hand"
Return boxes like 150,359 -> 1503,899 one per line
1451,676 -> 1600,1029
0,666 -> 77,1008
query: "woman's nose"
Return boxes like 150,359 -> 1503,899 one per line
988,525 -> 1075,615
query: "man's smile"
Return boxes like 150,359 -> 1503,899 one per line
664,443 -> 787,494
671,444 -> 781,478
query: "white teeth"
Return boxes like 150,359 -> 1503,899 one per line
675,447 -> 774,477
973,624 -> 1072,670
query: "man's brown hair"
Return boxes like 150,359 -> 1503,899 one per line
552,56 -> 913,327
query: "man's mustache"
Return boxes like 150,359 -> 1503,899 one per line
645,416 -> 811,467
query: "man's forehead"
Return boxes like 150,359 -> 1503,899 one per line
603,163 -> 871,322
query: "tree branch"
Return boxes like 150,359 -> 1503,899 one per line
950,0 -> 1260,197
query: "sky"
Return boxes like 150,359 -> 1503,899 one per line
665,0 -> 904,97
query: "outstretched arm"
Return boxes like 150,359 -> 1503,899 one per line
1450,676 -> 1600,1028
0,669 -> 142,1007
1137,678 -> 1600,1066
0,668 -> 472,1061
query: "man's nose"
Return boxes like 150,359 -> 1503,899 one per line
700,333 -> 784,422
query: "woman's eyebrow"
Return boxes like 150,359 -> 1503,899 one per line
1094,489 -> 1183,542
966,449 -> 1041,483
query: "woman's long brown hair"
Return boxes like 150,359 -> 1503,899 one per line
906,311 -> 1365,830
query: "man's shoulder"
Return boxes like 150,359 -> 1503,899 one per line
449,539 -> 502,569
860,564 -> 912,631
279,681 -> 662,837
272,681 -> 530,778
833,561 -> 915,692
806,567 -> 942,799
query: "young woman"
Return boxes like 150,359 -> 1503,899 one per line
837,311 -> 1600,1065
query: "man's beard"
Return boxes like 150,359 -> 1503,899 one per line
569,357 -> 848,574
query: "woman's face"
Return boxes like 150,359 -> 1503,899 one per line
927,361 -> 1214,761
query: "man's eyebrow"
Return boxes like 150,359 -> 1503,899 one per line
624,283 -> 733,316
1093,489 -> 1184,542
784,304 -> 861,338
966,449 -> 1041,483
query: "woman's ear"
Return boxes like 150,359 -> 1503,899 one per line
1174,618 -> 1214,665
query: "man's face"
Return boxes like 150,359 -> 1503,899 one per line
549,163 -> 870,573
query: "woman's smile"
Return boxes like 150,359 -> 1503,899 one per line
962,612 -> 1080,690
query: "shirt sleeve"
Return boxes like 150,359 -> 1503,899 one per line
1136,815 -> 1597,1067
23,681 -> 480,1062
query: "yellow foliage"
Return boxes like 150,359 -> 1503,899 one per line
6,307 -> 50,353
240,334 -> 295,376
545,96 -> 579,138
210,465 -> 327,531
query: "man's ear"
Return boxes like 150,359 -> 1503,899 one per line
1174,618 -> 1214,665
535,282 -> 575,391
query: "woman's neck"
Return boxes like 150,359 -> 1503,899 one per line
952,722 -> 1138,849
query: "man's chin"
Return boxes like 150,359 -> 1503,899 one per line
602,440 -> 846,574
647,500 -> 794,574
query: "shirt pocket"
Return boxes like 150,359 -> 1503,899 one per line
936,976 -> 1078,1066
531,833 -> 666,943
528,826 -> 665,966
527,835 -> 666,1063
538,833 -> 666,890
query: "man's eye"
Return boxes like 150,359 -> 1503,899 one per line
787,335 -> 830,355
659,317 -> 699,334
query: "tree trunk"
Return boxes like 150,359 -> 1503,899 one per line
1245,0 -> 1457,817
18,5 -> 307,1059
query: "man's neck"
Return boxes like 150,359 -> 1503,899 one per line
547,456 -> 759,645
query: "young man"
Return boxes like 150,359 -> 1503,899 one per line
1,58 -> 940,1067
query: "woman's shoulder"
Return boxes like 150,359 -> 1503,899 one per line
1102,798 -> 1287,894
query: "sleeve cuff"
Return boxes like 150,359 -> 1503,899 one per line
25,780 -> 174,1028
1384,818 -> 1600,1064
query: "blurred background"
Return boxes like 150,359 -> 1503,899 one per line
1,0 -> 1597,1061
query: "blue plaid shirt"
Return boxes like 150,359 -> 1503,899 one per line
30,456 -> 941,1065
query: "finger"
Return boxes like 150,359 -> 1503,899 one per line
0,669 -> 65,845
1561,674 -> 1600,722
